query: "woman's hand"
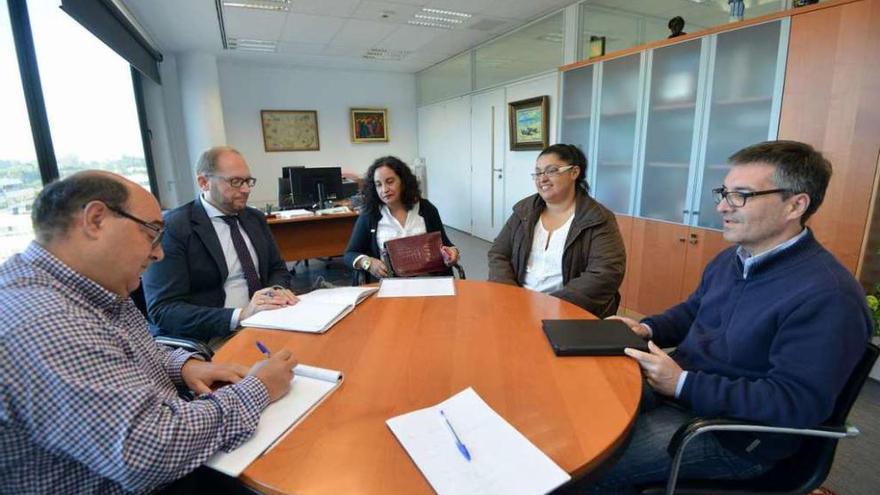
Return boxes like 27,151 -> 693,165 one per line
440,246 -> 460,266
365,257 -> 390,278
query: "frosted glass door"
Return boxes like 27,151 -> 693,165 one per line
639,40 -> 702,222
696,21 -> 784,229
559,65 -> 593,153
594,53 -> 642,214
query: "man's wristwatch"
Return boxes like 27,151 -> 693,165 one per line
361,257 -> 372,271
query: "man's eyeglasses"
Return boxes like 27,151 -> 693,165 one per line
105,205 -> 165,247
712,187 -> 791,208
206,174 -> 257,188
531,165 -> 575,180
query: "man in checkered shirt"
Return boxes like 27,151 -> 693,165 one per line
0,171 -> 298,494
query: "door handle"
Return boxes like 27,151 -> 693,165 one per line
493,168 -> 503,179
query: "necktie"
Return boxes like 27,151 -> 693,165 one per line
220,215 -> 262,297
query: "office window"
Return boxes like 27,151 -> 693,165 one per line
475,12 -> 563,90
0,2 -> 40,261
28,0 -> 151,191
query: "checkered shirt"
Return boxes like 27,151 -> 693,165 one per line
0,243 -> 270,494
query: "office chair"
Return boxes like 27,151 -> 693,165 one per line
130,283 -> 213,360
638,342 -> 879,495
353,262 -> 466,285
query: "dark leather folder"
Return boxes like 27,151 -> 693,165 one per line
384,231 -> 447,277
541,319 -> 649,356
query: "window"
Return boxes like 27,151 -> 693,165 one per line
0,2 -> 40,261
475,12 -> 563,90
0,0 -> 156,262
28,0 -> 151,191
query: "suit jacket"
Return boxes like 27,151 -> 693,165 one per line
142,199 -> 292,342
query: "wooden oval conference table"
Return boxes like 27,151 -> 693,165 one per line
213,280 -> 642,495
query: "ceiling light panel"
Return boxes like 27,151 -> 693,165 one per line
228,38 -> 278,52
407,20 -> 454,30
223,0 -> 290,12
421,7 -> 472,18
363,47 -> 412,61
413,14 -> 463,24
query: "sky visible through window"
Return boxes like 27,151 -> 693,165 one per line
0,1 -> 150,261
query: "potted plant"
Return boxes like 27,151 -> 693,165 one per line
865,284 -> 880,380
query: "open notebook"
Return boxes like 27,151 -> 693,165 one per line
241,286 -> 377,333
386,387 -> 570,495
206,364 -> 343,477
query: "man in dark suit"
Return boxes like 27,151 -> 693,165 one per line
143,146 -> 297,346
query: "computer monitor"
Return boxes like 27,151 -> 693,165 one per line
281,166 -> 343,209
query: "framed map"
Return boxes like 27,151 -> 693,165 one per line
260,110 -> 320,152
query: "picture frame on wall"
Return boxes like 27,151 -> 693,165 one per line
508,96 -> 549,151
351,108 -> 389,143
260,110 -> 320,152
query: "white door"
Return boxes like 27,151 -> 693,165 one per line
470,88 -> 506,242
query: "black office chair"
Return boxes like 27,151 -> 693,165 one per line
130,283 -> 213,360
639,342 -> 879,495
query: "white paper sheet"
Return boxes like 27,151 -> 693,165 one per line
377,277 -> 456,298
386,387 -> 571,495
206,365 -> 342,477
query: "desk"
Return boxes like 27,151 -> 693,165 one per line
213,280 -> 641,494
267,212 -> 358,261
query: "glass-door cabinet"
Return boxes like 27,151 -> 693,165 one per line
559,64 -> 594,154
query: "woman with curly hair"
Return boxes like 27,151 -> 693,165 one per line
344,156 -> 459,281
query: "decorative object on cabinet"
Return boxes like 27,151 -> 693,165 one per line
728,0 -> 745,21
589,35 -> 606,57
793,0 -> 819,6
668,16 -> 687,38
508,96 -> 549,151
350,108 -> 389,143
261,110 -> 320,152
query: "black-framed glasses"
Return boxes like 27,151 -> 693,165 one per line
105,205 -> 165,247
712,187 -> 791,208
206,174 -> 257,188
531,165 -> 574,180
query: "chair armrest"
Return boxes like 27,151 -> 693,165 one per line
453,263 -> 466,280
663,418 -> 858,495
154,336 -> 214,361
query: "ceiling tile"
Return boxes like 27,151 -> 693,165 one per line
329,19 -> 398,46
375,25 -> 440,51
223,7 -> 288,41
276,41 -> 329,55
288,0 -> 362,16
350,2 -> 421,24
280,14 -> 346,44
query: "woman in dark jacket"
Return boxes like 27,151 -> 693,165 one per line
488,144 -> 626,318
344,156 -> 459,281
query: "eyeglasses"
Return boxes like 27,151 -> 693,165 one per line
105,205 -> 165,247
206,174 -> 257,188
531,165 -> 575,180
712,187 -> 791,208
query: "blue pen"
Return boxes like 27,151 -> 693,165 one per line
440,409 -> 471,462
255,341 -> 271,358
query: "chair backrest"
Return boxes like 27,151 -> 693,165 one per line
750,342 -> 879,491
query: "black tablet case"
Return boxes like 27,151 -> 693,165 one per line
541,319 -> 649,356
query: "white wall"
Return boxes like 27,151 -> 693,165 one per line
218,62 -> 419,206
502,73 -> 559,214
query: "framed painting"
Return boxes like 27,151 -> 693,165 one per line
508,96 -> 549,151
351,108 -> 389,143
260,110 -> 320,152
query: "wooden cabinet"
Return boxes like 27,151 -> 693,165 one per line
777,0 -> 880,274
621,215 -> 729,316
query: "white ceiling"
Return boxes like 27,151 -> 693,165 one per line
118,0 -> 787,74
119,0 -> 575,73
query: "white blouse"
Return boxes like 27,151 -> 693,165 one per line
376,202 -> 427,258
523,214 -> 574,294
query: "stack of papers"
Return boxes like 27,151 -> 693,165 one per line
241,286 -> 377,333
386,387 -> 571,495
207,364 -> 343,477
275,208 -> 314,219
377,277 -> 456,298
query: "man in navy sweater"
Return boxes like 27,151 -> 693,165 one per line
591,141 -> 871,493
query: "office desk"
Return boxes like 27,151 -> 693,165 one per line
213,280 -> 641,495
266,212 -> 358,261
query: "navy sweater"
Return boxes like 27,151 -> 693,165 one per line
644,230 -> 870,461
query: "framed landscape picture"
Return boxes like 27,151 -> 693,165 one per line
508,96 -> 549,151
351,108 -> 389,143
261,110 -> 320,152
